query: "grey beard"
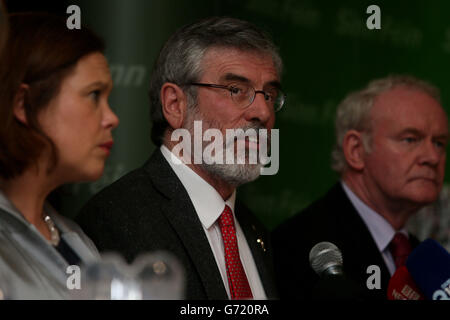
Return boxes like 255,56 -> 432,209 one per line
183,106 -> 269,186
201,122 -> 268,186
200,161 -> 263,187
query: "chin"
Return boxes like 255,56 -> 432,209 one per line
203,163 -> 262,186
77,165 -> 105,182
86,171 -> 104,182
406,180 -> 441,203
408,190 -> 439,206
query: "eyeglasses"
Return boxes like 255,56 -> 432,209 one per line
187,82 -> 286,112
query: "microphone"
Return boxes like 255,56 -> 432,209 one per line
387,265 -> 424,300
406,238 -> 450,300
309,241 -> 343,276
309,242 -> 364,300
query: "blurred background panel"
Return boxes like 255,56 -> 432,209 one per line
6,0 -> 450,249
0,0 -> 8,53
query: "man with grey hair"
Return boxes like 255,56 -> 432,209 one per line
272,75 -> 448,300
77,16 -> 285,300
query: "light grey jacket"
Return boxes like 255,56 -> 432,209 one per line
0,191 -> 100,299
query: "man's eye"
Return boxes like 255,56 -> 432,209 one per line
434,140 -> 446,148
230,86 -> 243,95
266,88 -> 278,99
403,137 -> 417,143
264,92 -> 274,101
90,90 -> 101,102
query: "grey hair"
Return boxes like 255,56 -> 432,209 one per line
148,16 -> 283,146
331,74 -> 441,173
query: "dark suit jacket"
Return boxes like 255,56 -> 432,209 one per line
76,149 -> 277,299
272,183 -> 419,300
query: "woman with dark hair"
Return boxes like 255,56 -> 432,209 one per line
0,12 -> 119,299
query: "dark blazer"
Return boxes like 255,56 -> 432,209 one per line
272,183 -> 419,300
76,149 -> 277,299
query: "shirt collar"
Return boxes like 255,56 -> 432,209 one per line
0,189 -> 30,224
160,145 -> 236,229
341,181 -> 408,252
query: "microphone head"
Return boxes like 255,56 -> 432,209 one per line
309,242 -> 343,276
406,238 -> 450,300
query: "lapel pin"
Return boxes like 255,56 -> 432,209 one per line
257,238 -> 266,252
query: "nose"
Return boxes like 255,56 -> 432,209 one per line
243,91 -> 274,127
418,139 -> 441,167
103,104 -> 120,130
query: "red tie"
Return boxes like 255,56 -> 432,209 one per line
389,233 -> 412,269
218,205 -> 253,300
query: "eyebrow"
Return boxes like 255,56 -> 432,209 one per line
221,73 -> 250,84
83,81 -> 112,91
398,128 -> 422,136
434,134 -> 449,140
221,73 -> 281,89
398,128 -> 448,139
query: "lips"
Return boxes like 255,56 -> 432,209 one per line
410,176 -> 438,185
99,141 -> 114,153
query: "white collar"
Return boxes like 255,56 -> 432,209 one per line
341,181 -> 408,252
160,145 -> 236,229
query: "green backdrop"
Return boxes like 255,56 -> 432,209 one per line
54,0 -> 450,236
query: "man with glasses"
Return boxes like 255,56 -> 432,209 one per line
76,16 -> 285,300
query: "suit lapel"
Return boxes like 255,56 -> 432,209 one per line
144,150 -> 228,299
331,184 -> 392,295
235,202 -> 277,299
341,211 -> 392,292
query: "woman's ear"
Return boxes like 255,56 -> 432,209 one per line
342,130 -> 366,171
13,84 -> 30,125
160,83 -> 188,130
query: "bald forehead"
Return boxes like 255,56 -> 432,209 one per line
368,86 -> 448,139
371,86 -> 445,121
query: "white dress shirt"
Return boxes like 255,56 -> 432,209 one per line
160,145 -> 267,299
341,181 -> 409,276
